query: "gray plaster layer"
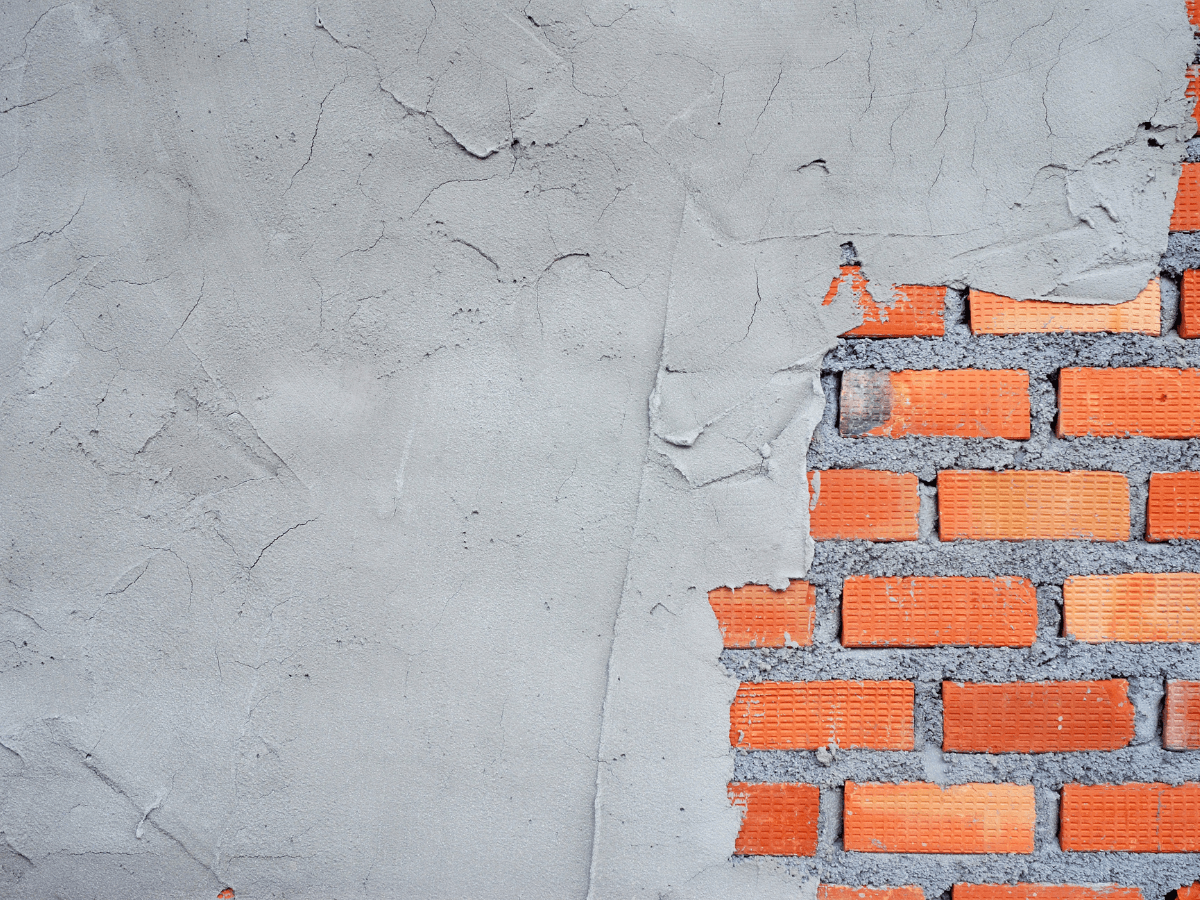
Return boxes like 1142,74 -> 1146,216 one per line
0,1 -> 1194,898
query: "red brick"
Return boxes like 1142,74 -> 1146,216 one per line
730,681 -> 914,751
942,681 -> 1133,753
1057,368 -> 1200,438
843,782 -> 1035,854
1181,270 -> 1200,339
1189,67 -> 1200,136
970,280 -> 1160,336
821,887 -> 924,900
1165,681 -> 1200,750
840,370 -> 1030,439
1177,884 -> 1200,900
809,470 -> 919,541
708,581 -> 816,649
1063,573 -> 1200,642
1190,0 -> 1200,28
1060,782 -> 1200,852
1171,163 -> 1200,232
823,265 -> 946,337
938,470 -> 1129,542
729,782 -> 819,856
954,886 -> 1143,900
1147,472 -> 1200,541
841,576 -> 1037,648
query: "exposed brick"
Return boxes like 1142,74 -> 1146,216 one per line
1063,573 -> 1200,642
970,280 -> 1161,336
843,782 -> 1035,854
823,265 -> 946,337
1057,368 -> 1200,438
1060,783 -> 1200,852
942,681 -> 1134,753
1189,67 -> 1200,136
731,681 -> 914,751
937,470 -> 1130,542
728,782 -> 819,856
1171,163 -> 1200,232
1177,884 -> 1200,900
821,887 -> 924,900
1165,681 -> 1200,750
708,581 -> 816,649
841,576 -> 1037,648
809,470 -> 920,541
1147,471 -> 1200,541
840,369 -> 1030,439
954,885 -> 1143,900
1181,270 -> 1200,339
1191,0 -> 1200,28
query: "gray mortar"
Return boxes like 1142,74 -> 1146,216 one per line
723,284 -> 1200,896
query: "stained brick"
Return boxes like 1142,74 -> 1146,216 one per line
937,470 -> 1129,542
1147,472 -> 1200,541
970,280 -> 1161,336
841,576 -> 1037,648
730,681 -> 914,751
1171,163 -> 1200,232
942,681 -> 1134,753
1177,884 -> 1200,900
821,887 -> 924,900
1063,573 -> 1200,642
840,369 -> 1030,439
953,885 -> 1143,900
843,782 -> 1035,854
1060,783 -> 1200,852
823,265 -> 946,337
1165,681 -> 1200,750
809,470 -> 920,541
1057,368 -> 1200,438
1181,270 -> 1200,339
729,782 -> 819,856
708,581 -> 816,649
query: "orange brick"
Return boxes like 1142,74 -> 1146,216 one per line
841,576 -> 1037,648
1057,368 -> 1200,438
938,470 -> 1129,542
809,470 -> 919,541
840,369 -> 1030,439
1063,573 -> 1200,642
1181,270 -> 1200,339
970,280 -> 1161,336
942,681 -> 1133,753
1178,884 -> 1200,900
729,782 -> 819,856
708,581 -> 816,649
731,681 -> 914,751
1189,67 -> 1200,136
1165,681 -> 1200,750
821,887 -> 924,900
1147,472 -> 1200,541
954,885 -> 1143,900
1190,0 -> 1200,27
823,265 -> 945,337
1060,783 -> 1200,852
843,782 -> 1035,854
1171,163 -> 1200,232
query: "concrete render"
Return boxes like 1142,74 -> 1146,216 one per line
0,2 -> 1194,898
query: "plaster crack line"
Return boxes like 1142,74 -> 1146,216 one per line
249,519 -> 317,570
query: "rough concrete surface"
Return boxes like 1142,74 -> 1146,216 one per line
0,1 -> 1193,898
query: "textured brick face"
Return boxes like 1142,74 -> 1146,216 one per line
824,265 -> 946,337
941,681 -> 1134,753
1059,783 -> 1200,852
1171,163 -> 1200,231
1164,681 -> 1200,750
969,280 -> 1161,336
840,369 -> 1030,439
708,581 -> 816,648
1146,471 -> 1200,540
1063,573 -> 1200,642
1182,270 -> 1200,339
1057,368 -> 1200,438
730,681 -> 914,750
808,470 -> 920,541
821,888 -> 924,900
728,782 -> 819,856
937,470 -> 1130,541
841,576 -> 1037,648
843,782 -> 1036,853
953,886 -> 1144,900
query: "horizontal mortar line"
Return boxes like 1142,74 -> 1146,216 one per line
731,763 -> 1200,787
809,436 -> 1200,456
827,333 -> 1200,356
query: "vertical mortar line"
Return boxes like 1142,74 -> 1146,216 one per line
1036,583 -> 1063,643
1129,674 -> 1166,747
1034,783 -> 1062,858
1130,473 -> 1149,542
1161,273 -> 1182,336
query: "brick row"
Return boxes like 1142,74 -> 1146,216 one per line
730,681 -> 914,751
708,580 -> 816,648
1060,782 -> 1200,851
970,280 -> 1161,336
953,886 -> 1143,900
823,265 -> 947,337
1057,368 -> 1200,438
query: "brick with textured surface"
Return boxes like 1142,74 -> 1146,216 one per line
823,265 -> 946,337
708,581 -> 816,649
729,782 -> 819,856
840,369 -> 1030,439
942,681 -> 1134,753
1165,681 -> 1200,750
970,280 -> 1161,336
1171,163 -> 1200,232
938,470 -> 1129,541
954,886 -> 1143,900
1057,368 -> 1200,438
842,782 -> 1035,854
1177,884 -> 1200,900
821,887 -> 924,900
1182,270 -> 1200,339
1064,573 -> 1200,642
841,576 -> 1037,648
1060,783 -> 1200,851
809,470 -> 920,541
731,681 -> 914,751
1147,472 -> 1200,541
